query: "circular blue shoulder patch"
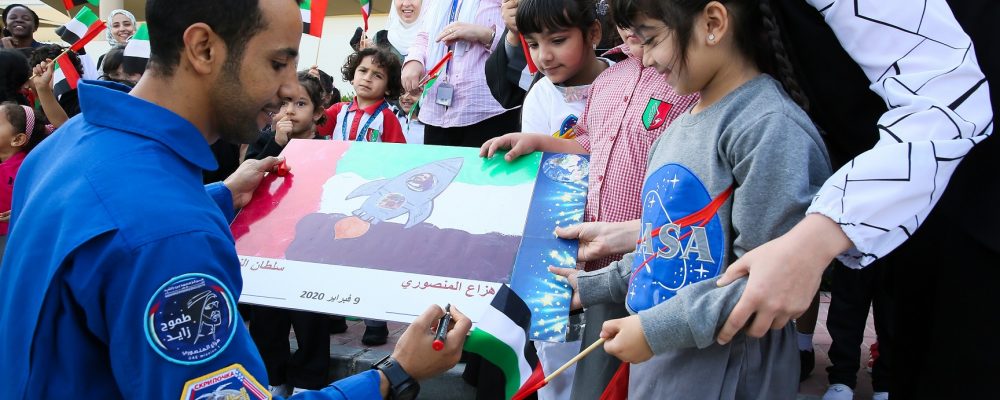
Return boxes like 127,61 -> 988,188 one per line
144,273 -> 238,365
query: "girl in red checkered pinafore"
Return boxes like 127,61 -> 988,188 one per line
480,5 -> 698,397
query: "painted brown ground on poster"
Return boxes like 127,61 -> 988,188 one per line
286,213 -> 521,283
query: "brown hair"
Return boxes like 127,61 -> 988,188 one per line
0,102 -> 45,152
611,0 -> 810,111
340,47 -> 403,101
296,70 -> 328,126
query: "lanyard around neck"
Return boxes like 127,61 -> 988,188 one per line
341,99 -> 389,141
443,0 -> 462,79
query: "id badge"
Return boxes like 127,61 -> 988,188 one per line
435,83 -> 454,107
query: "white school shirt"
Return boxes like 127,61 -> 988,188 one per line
397,113 -> 426,144
521,59 -> 613,137
520,82 -> 591,139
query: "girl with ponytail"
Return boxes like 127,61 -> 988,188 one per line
546,0 -> 833,397
1,102 -> 45,259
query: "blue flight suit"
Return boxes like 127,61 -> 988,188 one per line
0,81 -> 381,400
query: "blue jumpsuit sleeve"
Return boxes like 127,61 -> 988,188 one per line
205,182 -> 235,222
284,370 -> 383,400
75,230 -> 383,400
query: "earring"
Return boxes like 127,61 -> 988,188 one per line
708,33 -> 716,42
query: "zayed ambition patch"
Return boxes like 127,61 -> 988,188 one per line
144,273 -> 237,365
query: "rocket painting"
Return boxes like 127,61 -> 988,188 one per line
346,158 -> 464,228
233,141 -> 585,339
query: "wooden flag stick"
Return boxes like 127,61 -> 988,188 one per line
314,34 -> 323,67
512,337 -> 608,400
545,337 -> 606,383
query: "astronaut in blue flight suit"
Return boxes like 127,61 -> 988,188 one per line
0,0 -> 470,399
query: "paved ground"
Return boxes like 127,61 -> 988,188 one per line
798,292 -> 878,400
290,291 -> 881,399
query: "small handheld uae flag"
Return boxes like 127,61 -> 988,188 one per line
410,51 -> 454,119
300,0 -> 328,37
61,0 -> 98,12
518,34 -> 538,75
359,0 -> 372,31
462,285 -> 545,400
54,7 -> 106,51
52,54 -> 81,100
123,22 -> 150,72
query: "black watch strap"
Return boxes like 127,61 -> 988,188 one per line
373,355 -> 420,400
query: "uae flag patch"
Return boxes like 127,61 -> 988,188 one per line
641,98 -> 672,130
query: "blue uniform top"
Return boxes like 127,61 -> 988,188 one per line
0,81 -> 381,400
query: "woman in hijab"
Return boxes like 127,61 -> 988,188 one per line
105,9 -> 136,46
98,9 -> 136,72
386,0 -> 424,59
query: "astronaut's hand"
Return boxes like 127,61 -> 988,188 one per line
224,156 -> 285,209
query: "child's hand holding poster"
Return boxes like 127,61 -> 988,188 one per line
232,140 -> 588,342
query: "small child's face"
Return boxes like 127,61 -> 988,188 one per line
0,109 -> 25,150
399,90 -> 420,114
279,83 -> 321,134
617,26 -> 644,59
525,27 -> 592,85
352,56 -> 389,102
633,16 -> 695,95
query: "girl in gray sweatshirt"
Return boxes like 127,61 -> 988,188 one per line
556,0 -> 833,398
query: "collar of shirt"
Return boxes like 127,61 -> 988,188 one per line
0,151 -> 27,173
602,45 -> 626,58
348,97 -> 386,115
78,81 -> 218,171
602,44 -> 643,62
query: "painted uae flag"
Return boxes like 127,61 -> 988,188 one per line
123,23 -> 150,72
463,285 -> 545,400
54,7 -> 106,51
360,0 -> 372,31
52,55 -> 81,100
300,0 -> 328,37
61,0 -> 99,11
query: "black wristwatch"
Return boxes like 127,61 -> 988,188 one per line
372,354 -> 420,400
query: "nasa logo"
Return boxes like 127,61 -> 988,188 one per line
180,364 -> 268,400
626,163 -> 728,313
144,273 -> 237,365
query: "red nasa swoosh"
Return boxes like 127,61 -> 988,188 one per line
628,185 -> 734,287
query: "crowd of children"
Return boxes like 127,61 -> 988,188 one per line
1,0 -> 996,398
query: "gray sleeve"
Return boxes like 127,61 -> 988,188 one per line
576,252 -> 637,307
504,38 -> 528,77
723,112 -> 831,257
637,277 -> 747,353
